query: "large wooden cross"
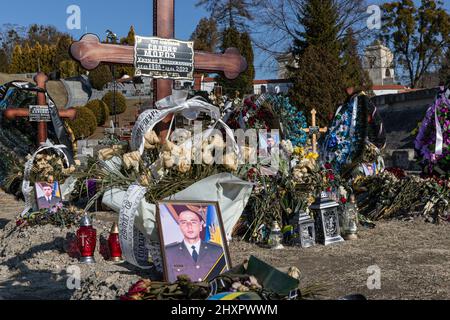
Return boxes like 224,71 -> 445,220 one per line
302,109 -> 328,154
4,72 -> 77,144
70,0 -> 247,141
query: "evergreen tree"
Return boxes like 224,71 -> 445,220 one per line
196,0 -> 252,31
54,35 -> 73,70
89,64 -> 113,90
22,43 -> 33,72
120,25 -> 135,45
239,32 -> 255,92
292,0 -> 341,58
9,45 -> 23,73
117,26 -> 136,77
31,42 -> 43,72
289,0 -> 346,127
289,45 -> 345,127
40,44 -> 53,74
341,28 -> 372,92
0,48 -> 8,72
190,18 -> 219,52
216,27 -> 253,97
59,60 -> 78,79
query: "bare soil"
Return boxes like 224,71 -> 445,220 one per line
0,190 -> 449,300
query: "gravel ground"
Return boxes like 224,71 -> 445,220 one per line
0,191 -> 449,300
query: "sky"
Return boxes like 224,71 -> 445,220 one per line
0,0 -> 449,80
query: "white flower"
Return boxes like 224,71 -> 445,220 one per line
281,140 -> 294,154
224,153 -> 238,171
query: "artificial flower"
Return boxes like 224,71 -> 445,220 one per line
123,151 -> 141,172
144,130 -> 160,150
305,152 -> 319,161
293,147 -> 305,156
98,148 -> 115,161
224,153 -> 238,171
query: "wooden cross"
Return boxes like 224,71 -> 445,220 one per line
69,0 -> 247,142
4,72 -> 77,144
302,109 -> 328,154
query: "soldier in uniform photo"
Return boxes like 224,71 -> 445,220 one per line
36,182 -> 62,210
164,207 -> 225,283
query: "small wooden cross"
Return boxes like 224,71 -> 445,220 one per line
302,109 -> 328,154
70,0 -> 247,142
4,72 -> 77,145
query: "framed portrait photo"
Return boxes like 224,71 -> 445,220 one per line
35,181 -> 63,210
156,201 -> 232,283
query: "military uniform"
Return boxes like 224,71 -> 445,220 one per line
165,241 -> 225,283
37,196 -> 62,209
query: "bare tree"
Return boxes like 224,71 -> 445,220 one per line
196,0 -> 253,31
248,0 -> 371,75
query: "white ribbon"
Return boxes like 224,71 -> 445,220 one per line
109,173 -> 253,270
131,90 -> 239,156
119,184 -> 155,270
434,103 -> 444,157
434,92 -> 448,157
21,140 -> 69,217
349,96 -> 359,142
117,92 -> 248,271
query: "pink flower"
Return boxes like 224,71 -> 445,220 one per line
127,279 -> 151,295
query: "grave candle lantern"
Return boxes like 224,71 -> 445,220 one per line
310,192 -> 344,246
268,221 -> 284,249
342,195 -> 359,240
108,222 -> 123,262
290,210 -> 316,248
76,214 -> 97,264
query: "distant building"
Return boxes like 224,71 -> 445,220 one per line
187,76 -> 292,95
276,53 -> 297,80
253,79 -> 293,94
372,84 -> 410,96
363,40 -> 396,86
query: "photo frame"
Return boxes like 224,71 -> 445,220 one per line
156,200 -> 232,283
259,131 -> 281,176
35,181 -> 63,210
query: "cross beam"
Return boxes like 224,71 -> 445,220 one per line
70,34 -> 248,80
70,0 -> 247,143
302,109 -> 327,154
4,73 -> 77,144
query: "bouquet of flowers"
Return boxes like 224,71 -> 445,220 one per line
321,94 -> 370,174
226,96 -> 274,130
415,88 -> 450,174
263,95 -> 308,147
16,205 -> 83,228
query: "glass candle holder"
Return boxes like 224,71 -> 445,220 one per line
108,222 -> 123,262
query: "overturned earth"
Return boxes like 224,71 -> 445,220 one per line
0,191 -> 449,300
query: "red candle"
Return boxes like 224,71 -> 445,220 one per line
77,214 -> 97,264
108,222 -> 123,262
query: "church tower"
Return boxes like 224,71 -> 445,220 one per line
363,40 -> 395,86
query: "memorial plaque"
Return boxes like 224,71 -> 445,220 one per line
134,36 -> 194,80
29,105 -> 51,122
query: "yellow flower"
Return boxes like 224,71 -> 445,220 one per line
293,147 -> 304,156
305,152 -> 319,161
